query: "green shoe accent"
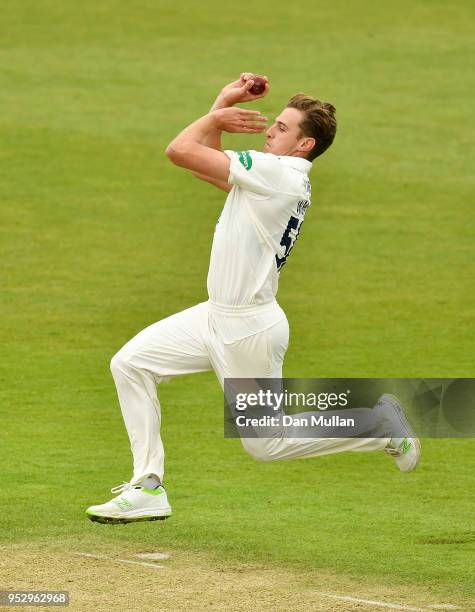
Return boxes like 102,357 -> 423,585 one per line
142,486 -> 165,496
400,438 -> 412,454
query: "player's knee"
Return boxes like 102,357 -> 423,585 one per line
241,438 -> 274,463
110,351 -> 132,376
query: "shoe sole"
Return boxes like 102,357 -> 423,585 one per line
381,394 -> 421,472
86,513 -> 171,525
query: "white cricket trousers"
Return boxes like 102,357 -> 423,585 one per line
110,300 -> 389,484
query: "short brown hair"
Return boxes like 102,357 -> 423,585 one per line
287,94 -> 337,161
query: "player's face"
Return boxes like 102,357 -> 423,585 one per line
264,107 -> 312,157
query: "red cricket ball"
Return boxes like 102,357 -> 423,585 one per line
249,76 -> 267,96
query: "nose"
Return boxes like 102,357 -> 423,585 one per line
266,125 -> 274,138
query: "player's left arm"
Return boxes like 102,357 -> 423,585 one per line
165,108 -> 267,182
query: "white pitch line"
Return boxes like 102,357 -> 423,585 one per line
74,552 -> 164,569
316,592 -> 425,611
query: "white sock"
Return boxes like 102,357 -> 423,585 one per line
140,474 -> 161,489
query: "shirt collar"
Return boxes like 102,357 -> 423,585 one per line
277,155 -> 312,174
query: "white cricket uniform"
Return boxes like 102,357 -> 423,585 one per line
110,150 -> 388,485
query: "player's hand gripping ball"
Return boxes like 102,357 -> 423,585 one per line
249,76 -> 267,96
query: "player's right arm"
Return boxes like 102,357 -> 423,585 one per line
166,109 -> 267,181
192,74 -> 270,192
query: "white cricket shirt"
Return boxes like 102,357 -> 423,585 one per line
207,149 -> 312,305
206,150 -> 312,342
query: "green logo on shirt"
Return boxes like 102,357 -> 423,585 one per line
237,151 -> 253,171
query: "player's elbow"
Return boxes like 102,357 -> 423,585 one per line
165,143 -> 179,163
165,142 -> 188,166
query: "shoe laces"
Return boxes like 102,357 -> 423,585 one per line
111,481 -> 134,494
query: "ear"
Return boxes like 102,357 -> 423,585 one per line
298,137 -> 315,154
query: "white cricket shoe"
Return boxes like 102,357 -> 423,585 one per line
86,482 -> 172,524
376,394 -> 421,472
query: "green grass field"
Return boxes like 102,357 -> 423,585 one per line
1,1 -> 474,609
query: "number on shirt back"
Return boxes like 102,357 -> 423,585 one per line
275,215 -> 302,271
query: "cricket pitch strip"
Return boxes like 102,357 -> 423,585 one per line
0,543 -> 470,611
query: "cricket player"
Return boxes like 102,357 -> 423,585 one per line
86,74 -> 420,524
